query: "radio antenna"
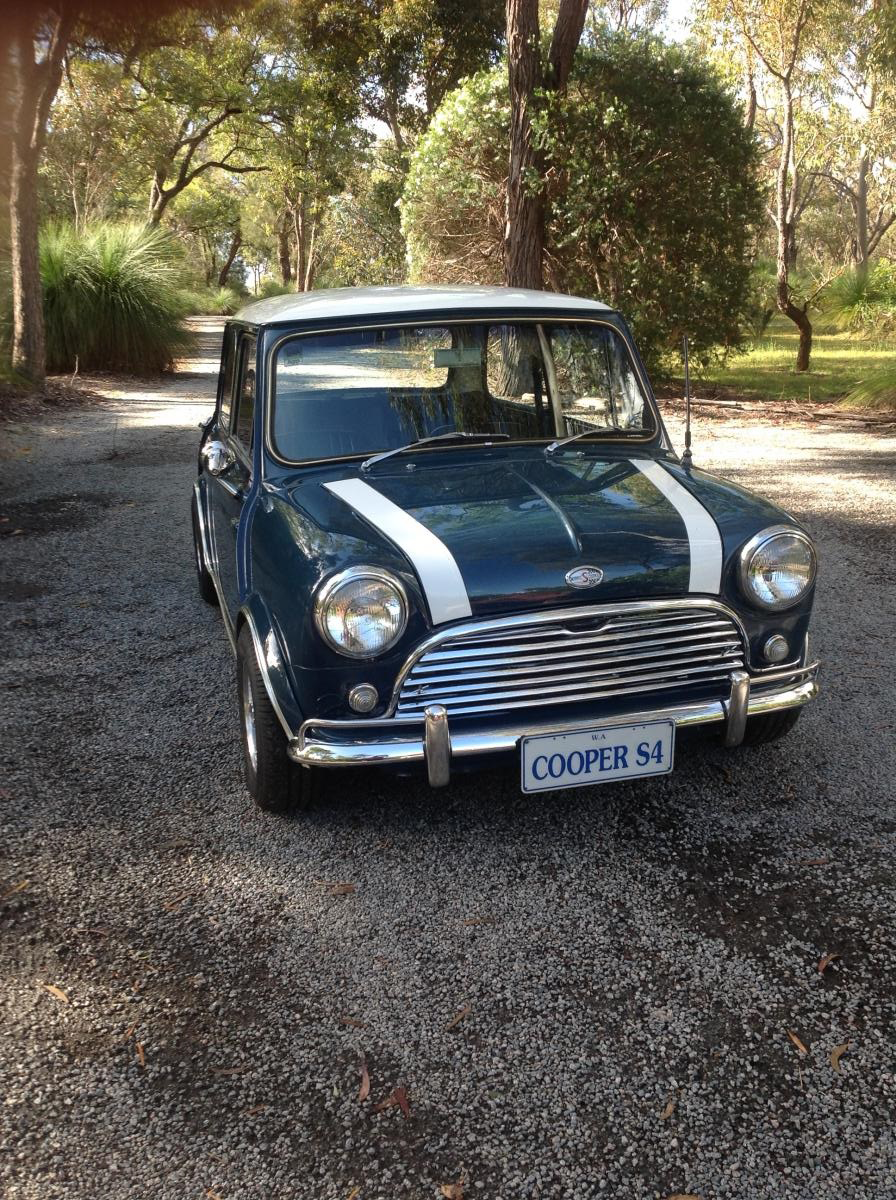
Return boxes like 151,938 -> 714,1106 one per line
681,335 -> 693,470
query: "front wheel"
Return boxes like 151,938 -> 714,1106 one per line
236,625 -> 315,813
742,707 -> 802,746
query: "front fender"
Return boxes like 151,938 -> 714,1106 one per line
237,594 -> 304,737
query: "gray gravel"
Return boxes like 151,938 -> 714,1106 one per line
2,320 -> 896,1200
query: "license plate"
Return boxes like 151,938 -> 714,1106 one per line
520,719 -> 675,793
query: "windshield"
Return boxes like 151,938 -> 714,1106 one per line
270,320 -> 653,463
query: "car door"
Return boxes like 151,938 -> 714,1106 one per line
207,331 -> 256,622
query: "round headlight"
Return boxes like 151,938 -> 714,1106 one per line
739,526 -> 816,611
314,568 -> 408,658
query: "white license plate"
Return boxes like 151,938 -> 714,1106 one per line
520,719 -> 675,793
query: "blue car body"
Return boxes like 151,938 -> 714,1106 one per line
192,286 -> 819,791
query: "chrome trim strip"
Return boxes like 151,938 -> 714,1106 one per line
518,473 -> 582,553
194,481 -> 237,655
724,670 -> 750,746
629,459 -> 723,593
289,664 -> 820,770
240,609 -> 294,739
324,477 -> 472,625
385,598 -> 752,716
424,705 -> 450,787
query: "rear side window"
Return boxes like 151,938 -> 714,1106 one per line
218,327 -> 236,429
234,334 -> 257,449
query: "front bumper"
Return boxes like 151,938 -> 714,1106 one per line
288,662 -> 820,787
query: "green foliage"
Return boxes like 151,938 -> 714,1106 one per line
402,37 -> 763,369
257,278 -> 292,299
843,368 -> 896,410
823,262 -> 896,333
177,285 -> 244,315
742,259 -> 778,339
40,222 -> 192,374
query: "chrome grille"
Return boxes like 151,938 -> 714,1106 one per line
395,605 -> 746,718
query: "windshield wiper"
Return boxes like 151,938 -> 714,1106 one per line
361,431 -> 509,472
545,428 -> 642,456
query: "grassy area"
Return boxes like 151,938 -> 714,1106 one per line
699,317 -> 896,406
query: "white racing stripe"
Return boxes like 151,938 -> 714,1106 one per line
630,459 -> 723,593
324,478 -> 473,624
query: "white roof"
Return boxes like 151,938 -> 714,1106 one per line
235,284 -> 611,326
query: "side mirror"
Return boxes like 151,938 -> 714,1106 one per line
202,439 -> 235,476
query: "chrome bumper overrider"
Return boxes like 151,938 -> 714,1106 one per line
289,662 -> 820,787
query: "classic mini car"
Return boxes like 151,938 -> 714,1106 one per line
191,286 -> 819,811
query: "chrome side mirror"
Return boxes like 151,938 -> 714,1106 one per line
202,439 -> 235,476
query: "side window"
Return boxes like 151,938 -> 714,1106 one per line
217,326 -> 236,430
234,334 -> 258,450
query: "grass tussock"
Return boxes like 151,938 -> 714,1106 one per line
177,285 -> 244,316
41,222 -> 193,374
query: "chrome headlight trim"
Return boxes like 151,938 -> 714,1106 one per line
313,566 -> 409,659
738,525 -> 817,612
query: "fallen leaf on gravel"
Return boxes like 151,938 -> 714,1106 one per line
803,857 -> 831,867
446,1005 -> 472,1031
244,1105 -> 268,1116
786,1030 -> 809,1056
205,1191 -> 223,1200
667,1194 -> 701,1199
831,1041 -> 851,1072
818,952 -> 840,973
162,890 -> 199,912
440,1181 -> 465,1199
322,882 -> 356,896
135,1042 -> 145,1068
122,1023 -> 137,1041
374,1086 -> 410,1117
462,916 -> 493,926
346,1189 -> 361,1200
358,1057 -> 370,1102
660,1097 -> 677,1120
339,1016 -> 367,1029
1,880 -> 28,900
41,984 -> 69,1003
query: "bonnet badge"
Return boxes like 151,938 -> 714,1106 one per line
565,566 -> 604,589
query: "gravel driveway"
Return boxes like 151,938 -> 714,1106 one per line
2,320 -> 895,1200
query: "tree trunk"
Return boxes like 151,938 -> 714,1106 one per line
503,0 -> 588,291
504,0 -> 544,290
9,136 -> 44,384
303,211 -> 317,292
775,83 -> 811,372
854,147 -> 870,274
277,212 -> 292,284
217,229 -> 241,287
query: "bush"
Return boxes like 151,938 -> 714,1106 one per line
178,285 -> 244,315
402,36 -> 763,371
823,261 -> 896,334
41,222 -> 192,373
257,278 -> 292,299
843,368 -> 896,410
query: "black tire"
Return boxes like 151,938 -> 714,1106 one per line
236,625 -> 315,814
742,707 -> 802,746
191,492 -> 219,606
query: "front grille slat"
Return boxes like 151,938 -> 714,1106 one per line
395,604 -> 746,718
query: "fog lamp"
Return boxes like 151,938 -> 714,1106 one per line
348,683 -> 379,713
763,634 -> 790,664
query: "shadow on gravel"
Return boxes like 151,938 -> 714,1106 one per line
0,492 -> 112,537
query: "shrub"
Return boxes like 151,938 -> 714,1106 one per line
402,36 -> 763,371
823,261 -> 896,334
843,368 -> 896,410
178,285 -> 244,315
257,278 -> 292,299
41,222 -> 192,373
